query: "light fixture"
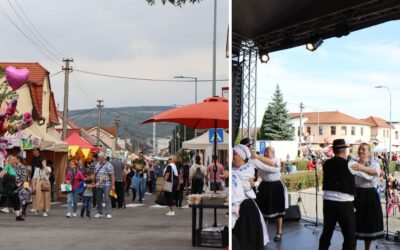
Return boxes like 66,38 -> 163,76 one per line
306,38 -> 323,52
259,50 -> 269,63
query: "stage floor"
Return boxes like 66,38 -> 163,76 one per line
264,220 -> 400,250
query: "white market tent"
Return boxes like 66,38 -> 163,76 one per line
182,129 -> 229,150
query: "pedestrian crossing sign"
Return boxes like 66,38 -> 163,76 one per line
209,129 -> 224,143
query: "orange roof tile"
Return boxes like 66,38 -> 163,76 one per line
290,111 -> 371,126
83,126 -> 117,137
362,116 -> 391,128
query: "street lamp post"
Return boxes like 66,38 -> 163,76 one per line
174,76 -> 198,104
375,86 -> 392,159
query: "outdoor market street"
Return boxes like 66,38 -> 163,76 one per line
0,193 -> 228,250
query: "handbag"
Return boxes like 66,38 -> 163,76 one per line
41,180 -> 50,191
60,183 -> 72,193
77,181 -> 86,196
155,191 -> 168,206
162,165 -> 174,192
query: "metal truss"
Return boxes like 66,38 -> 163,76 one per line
240,41 -> 258,144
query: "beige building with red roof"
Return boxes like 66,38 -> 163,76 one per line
289,111 -> 373,145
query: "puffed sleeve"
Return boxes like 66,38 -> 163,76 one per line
251,159 -> 280,173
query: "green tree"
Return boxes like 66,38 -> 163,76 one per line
258,85 -> 294,140
146,0 -> 202,6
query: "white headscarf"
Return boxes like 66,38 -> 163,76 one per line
233,144 -> 251,162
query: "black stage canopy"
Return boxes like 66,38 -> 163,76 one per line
233,0 -> 400,54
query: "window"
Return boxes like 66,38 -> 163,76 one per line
307,127 -> 311,135
351,126 -> 355,136
361,127 -> 364,136
396,131 -> 398,140
331,126 -> 336,135
341,126 -> 347,135
319,126 -> 323,136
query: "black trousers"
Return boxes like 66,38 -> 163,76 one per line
92,188 -> 97,207
175,187 -> 183,207
147,180 -> 154,193
319,200 -> 356,250
191,180 -> 204,194
111,181 -> 124,208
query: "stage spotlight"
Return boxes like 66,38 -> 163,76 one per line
306,38 -> 323,52
259,51 -> 269,63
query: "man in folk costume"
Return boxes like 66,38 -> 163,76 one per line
319,139 -> 356,250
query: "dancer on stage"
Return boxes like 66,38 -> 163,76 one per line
319,139 -> 356,250
349,143 -> 383,250
232,144 -> 268,250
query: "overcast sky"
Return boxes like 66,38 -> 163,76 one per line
257,20 -> 400,126
0,0 -> 228,110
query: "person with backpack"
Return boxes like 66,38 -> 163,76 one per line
65,160 -> 85,218
189,155 -> 207,194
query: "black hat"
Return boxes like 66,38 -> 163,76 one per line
240,138 -> 252,147
332,139 -> 349,148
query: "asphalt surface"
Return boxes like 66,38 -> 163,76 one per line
0,193 -> 228,250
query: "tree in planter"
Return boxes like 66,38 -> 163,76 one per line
258,84 -> 294,140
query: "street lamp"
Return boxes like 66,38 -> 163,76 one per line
375,85 -> 392,159
174,76 -> 198,104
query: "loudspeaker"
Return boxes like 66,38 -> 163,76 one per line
283,205 -> 301,221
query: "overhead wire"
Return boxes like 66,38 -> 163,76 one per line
68,108 -> 96,120
13,0 -> 65,58
7,0 -> 61,61
0,4 -> 60,66
74,69 -> 229,83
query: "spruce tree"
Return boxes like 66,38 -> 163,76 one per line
258,85 -> 294,140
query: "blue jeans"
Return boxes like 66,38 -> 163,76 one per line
81,196 -> 92,217
67,189 -> 79,213
139,178 -> 146,201
96,186 -> 111,215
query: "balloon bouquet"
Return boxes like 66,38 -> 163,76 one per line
0,66 -> 34,164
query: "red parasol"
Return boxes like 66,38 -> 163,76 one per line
142,96 -> 228,129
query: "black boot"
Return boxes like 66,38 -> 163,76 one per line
16,216 -> 25,221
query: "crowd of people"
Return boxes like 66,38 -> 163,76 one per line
1,147 -> 229,221
232,138 -> 388,250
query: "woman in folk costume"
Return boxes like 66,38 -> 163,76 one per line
232,144 -> 268,250
348,143 -> 383,250
255,146 -> 289,242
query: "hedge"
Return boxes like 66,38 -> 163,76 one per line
281,171 -> 323,192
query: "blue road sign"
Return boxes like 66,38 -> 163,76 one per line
209,129 -> 224,143
259,141 -> 267,155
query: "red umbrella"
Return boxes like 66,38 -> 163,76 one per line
142,96 -> 228,129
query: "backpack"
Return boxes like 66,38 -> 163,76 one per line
193,166 -> 204,182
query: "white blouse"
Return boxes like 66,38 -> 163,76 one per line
250,158 -> 281,182
348,159 -> 380,188
33,167 -> 51,181
232,162 -> 256,199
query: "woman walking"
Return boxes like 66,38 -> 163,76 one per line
1,155 -> 24,221
65,160 -> 85,218
349,143 -> 383,250
163,155 -> 179,216
32,159 -> 52,216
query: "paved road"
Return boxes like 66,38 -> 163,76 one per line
0,193 -> 228,250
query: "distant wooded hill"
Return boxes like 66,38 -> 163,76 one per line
69,106 -> 176,141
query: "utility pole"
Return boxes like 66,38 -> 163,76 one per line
212,0 -> 217,96
124,125 -> 129,150
96,100 -> 104,146
114,115 -> 121,151
62,58 -> 73,140
299,102 -> 304,150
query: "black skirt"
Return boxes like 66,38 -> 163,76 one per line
354,187 -> 384,240
233,198 -> 264,250
256,180 -> 285,218
164,183 -> 178,206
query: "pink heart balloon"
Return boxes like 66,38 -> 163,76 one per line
5,66 -> 29,90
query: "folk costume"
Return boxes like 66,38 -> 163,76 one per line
232,145 -> 268,250
319,139 -> 356,250
348,159 -> 384,240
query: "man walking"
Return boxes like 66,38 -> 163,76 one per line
94,152 -> 115,219
319,139 -> 356,250
110,154 -> 124,209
